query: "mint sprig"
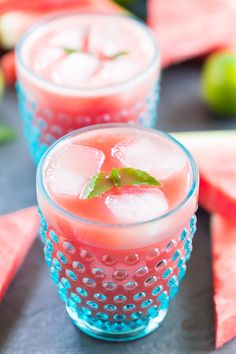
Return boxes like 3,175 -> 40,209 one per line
83,167 -> 160,199
83,173 -> 113,199
109,168 -> 121,188
63,47 -> 78,55
108,51 -> 129,60
63,47 -> 128,60
111,168 -> 160,187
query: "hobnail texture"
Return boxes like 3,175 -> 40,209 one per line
16,81 -> 159,164
38,209 -> 197,341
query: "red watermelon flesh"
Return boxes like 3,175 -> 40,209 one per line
0,0 -> 122,14
172,131 -> 236,221
148,0 -> 236,67
0,51 -> 16,86
211,214 -> 236,348
0,1 -> 124,49
0,206 -> 39,302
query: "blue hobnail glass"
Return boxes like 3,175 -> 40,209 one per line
36,124 -> 199,342
15,12 -> 160,164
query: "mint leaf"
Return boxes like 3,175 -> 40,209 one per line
63,47 -> 128,60
63,47 -> 78,55
84,167 -> 160,199
0,124 -> 16,144
109,51 -> 129,60
82,173 -> 113,199
109,168 -> 121,188
116,168 -> 160,187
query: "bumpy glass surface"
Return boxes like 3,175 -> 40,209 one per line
16,81 -> 159,164
38,209 -> 197,342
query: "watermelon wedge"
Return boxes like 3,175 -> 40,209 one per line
171,130 -> 236,220
0,50 -> 16,86
148,0 -> 236,67
211,214 -> 236,348
0,1 -> 124,49
0,0 -> 122,14
0,206 -> 39,302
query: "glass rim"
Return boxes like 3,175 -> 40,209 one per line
36,123 -> 199,229
16,11 -> 160,97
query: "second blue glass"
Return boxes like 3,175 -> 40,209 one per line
16,12 -> 160,164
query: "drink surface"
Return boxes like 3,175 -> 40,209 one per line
43,127 -> 191,225
22,14 -> 156,89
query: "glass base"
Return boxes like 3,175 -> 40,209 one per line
66,304 -> 167,342
38,209 -> 197,343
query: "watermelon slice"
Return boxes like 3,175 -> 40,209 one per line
211,214 -> 236,348
171,130 -> 236,220
148,0 -> 236,67
0,0 -> 122,14
0,1 -> 124,49
0,50 -> 16,86
0,206 -> 39,302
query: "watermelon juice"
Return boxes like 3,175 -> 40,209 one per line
16,13 -> 159,163
36,124 -> 198,341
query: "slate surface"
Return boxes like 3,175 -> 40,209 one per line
0,11 -> 236,354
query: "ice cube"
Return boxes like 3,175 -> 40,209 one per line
50,28 -> 85,50
104,57 -> 139,84
45,144 -> 105,197
106,188 -> 168,223
52,52 -> 101,87
82,57 -> 140,87
33,47 -> 63,73
89,24 -> 125,55
89,22 -> 137,57
112,136 -> 187,180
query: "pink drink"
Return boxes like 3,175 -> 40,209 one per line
37,124 -> 198,341
16,13 -> 159,162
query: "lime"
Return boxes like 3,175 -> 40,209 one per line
202,51 -> 236,116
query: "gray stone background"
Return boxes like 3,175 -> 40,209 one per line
0,1 -> 236,353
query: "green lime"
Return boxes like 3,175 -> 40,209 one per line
202,51 -> 236,116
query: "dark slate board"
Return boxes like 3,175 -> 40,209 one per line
0,47 -> 236,354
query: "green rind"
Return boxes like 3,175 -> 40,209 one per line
170,130 -> 236,149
